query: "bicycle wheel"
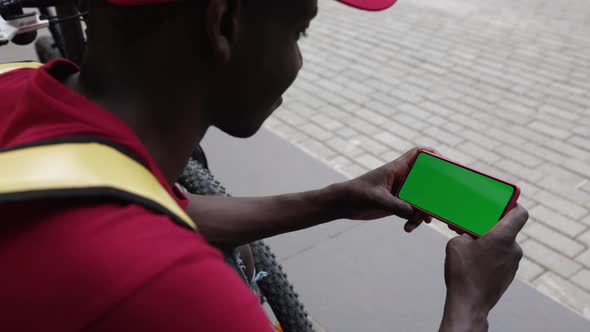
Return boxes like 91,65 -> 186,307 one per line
178,151 -> 315,332
250,240 -> 315,332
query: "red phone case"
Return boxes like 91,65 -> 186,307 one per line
395,149 -> 521,238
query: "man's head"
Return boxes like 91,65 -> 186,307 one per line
88,0 -> 396,138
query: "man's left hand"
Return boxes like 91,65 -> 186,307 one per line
335,147 -> 434,232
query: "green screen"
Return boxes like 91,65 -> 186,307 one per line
398,153 -> 515,236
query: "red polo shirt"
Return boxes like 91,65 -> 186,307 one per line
0,60 -> 273,331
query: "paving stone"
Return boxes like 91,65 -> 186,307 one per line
535,113 -> 579,131
347,118 -> 381,135
435,145 -> 477,165
374,132 -> 414,152
299,139 -> 337,160
336,127 -> 359,139
530,205 -> 587,237
365,99 -> 399,116
576,250 -> 590,268
326,155 -> 353,170
351,136 -> 389,155
517,257 -> 545,282
276,111 -> 307,126
495,159 -> 544,183
498,100 -> 537,116
311,114 -> 344,131
537,176 -> 590,205
563,159 -> 590,178
411,136 -> 441,149
424,115 -> 448,127
393,113 -> 430,131
486,127 -> 526,145
517,195 -> 539,210
423,126 -> 464,147
450,113 -> 488,131
579,230 -> 590,247
389,88 -> 424,104
340,163 -> 369,177
396,103 -> 433,120
573,126 -> 589,139
440,121 -> 463,134
419,101 -> 455,117
326,137 -> 364,158
516,232 -> 530,245
571,269 -> 590,293
461,129 -> 502,149
456,142 -> 501,163
356,154 -> 385,170
542,138 -> 590,161
529,121 -> 573,139
440,99 -> 477,115
568,136 -> 590,153
300,123 -> 333,141
494,145 -> 543,168
521,142 -> 568,164
533,191 -> 589,220
523,222 -> 585,258
522,240 -> 582,278
354,108 -> 390,126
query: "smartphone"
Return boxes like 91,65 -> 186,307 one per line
396,150 -> 520,237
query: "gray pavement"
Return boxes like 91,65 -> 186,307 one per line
265,0 -> 590,319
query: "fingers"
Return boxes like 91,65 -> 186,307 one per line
382,192 -> 430,232
447,224 -> 466,235
397,147 -> 435,164
404,209 -> 432,233
378,192 -> 428,232
456,233 -> 473,243
390,196 -> 414,219
487,205 -> 529,242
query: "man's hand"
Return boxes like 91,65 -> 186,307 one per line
335,147 -> 433,232
439,205 -> 529,332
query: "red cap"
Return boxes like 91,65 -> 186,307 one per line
108,0 -> 398,11
336,0 -> 397,11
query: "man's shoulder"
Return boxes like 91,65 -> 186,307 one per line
0,65 -> 34,106
5,198 -> 218,269
0,199 -> 221,330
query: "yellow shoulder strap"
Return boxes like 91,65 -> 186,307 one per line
0,61 -> 43,75
0,142 -> 197,231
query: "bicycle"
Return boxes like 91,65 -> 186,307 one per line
1,1 -> 314,330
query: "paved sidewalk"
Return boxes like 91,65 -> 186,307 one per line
265,0 -> 590,319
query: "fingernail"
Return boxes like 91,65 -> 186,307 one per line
405,224 -> 416,232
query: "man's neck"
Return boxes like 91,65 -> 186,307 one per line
65,59 -> 210,185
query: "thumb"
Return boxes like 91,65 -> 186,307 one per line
379,191 -> 414,219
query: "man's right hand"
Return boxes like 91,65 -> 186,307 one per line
439,205 -> 529,332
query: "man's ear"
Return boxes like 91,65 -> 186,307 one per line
206,0 -> 241,63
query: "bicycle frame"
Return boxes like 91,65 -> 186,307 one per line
0,0 -> 86,63
0,9 -> 48,44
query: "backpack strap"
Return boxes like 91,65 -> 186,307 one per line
0,141 -> 197,231
0,61 -> 43,75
